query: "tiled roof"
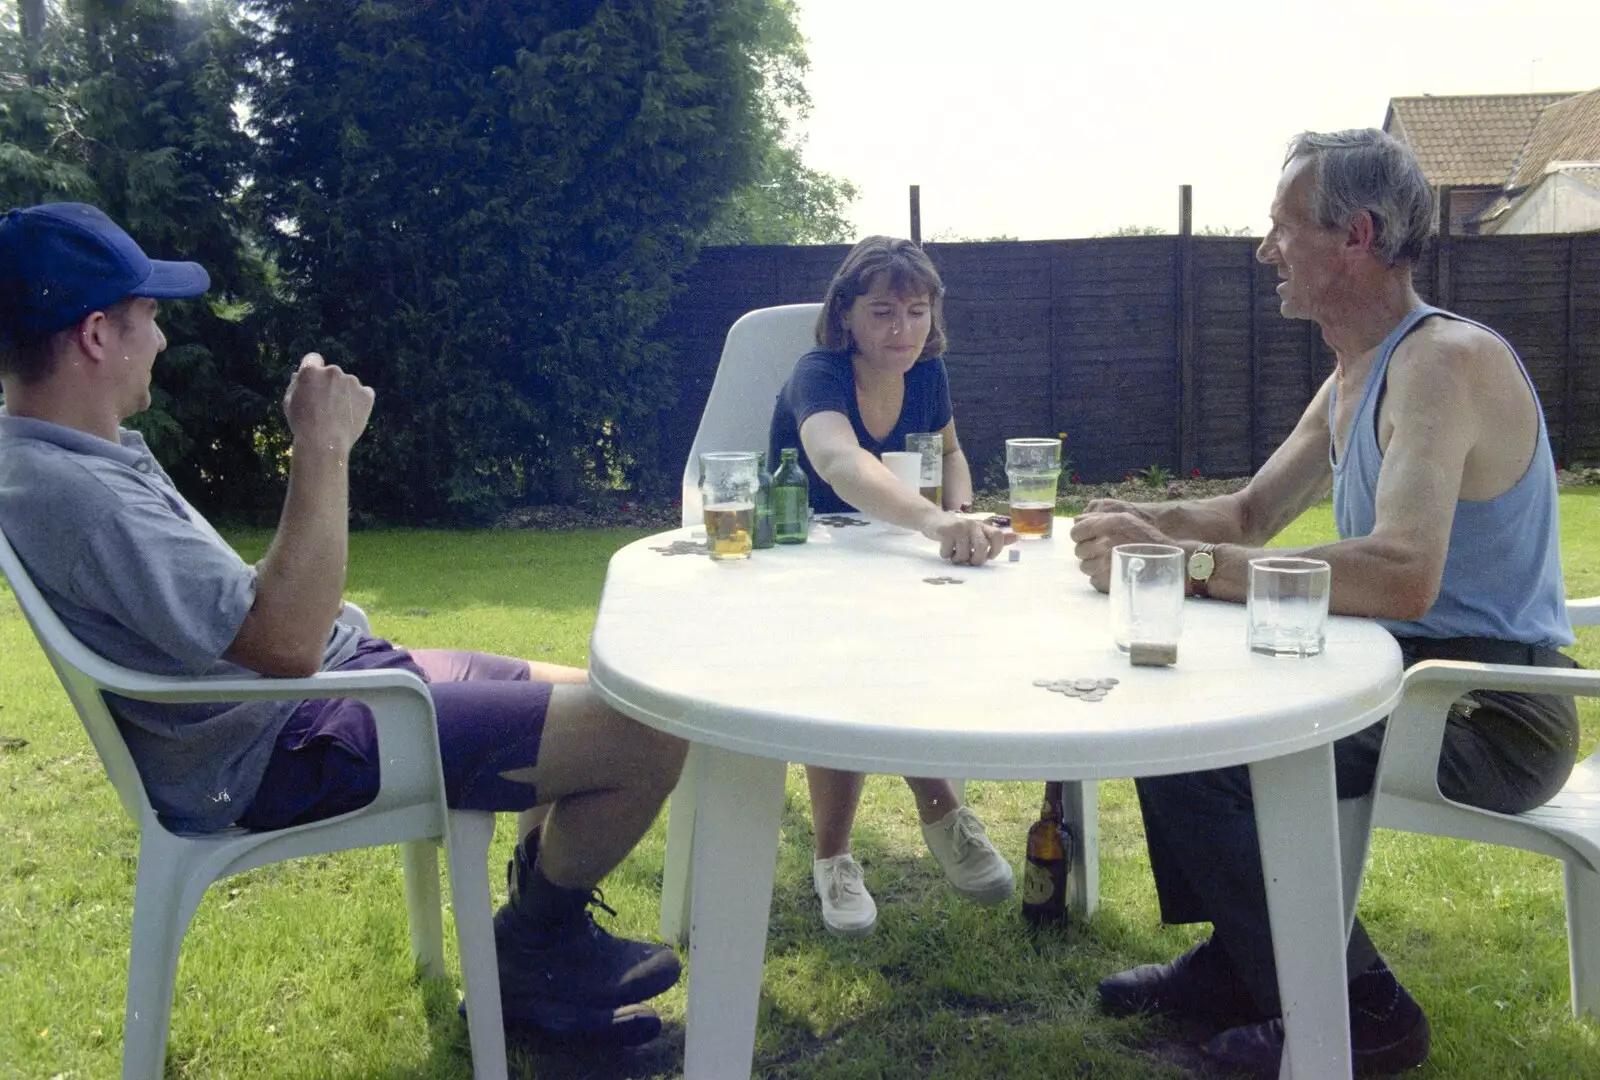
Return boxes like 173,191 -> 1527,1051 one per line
1384,93 -> 1577,186
1507,88 -> 1600,189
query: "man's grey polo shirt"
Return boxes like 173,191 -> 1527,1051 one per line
0,413 -> 361,831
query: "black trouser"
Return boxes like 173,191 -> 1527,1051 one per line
1135,635 -> 1580,1016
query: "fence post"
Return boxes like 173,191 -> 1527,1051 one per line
1177,185 -> 1195,475
1246,244 -> 1260,472
909,185 -> 921,246
1564,235 -> 1578,468
1435,185 -> 1453,308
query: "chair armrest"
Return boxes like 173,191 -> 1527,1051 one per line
341,600 -> 373,634
1570,596 -> 1600,628
1376,659 -> 1600,808
96,665 -> 430,705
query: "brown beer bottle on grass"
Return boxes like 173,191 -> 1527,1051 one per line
1021,781 -> 1073,926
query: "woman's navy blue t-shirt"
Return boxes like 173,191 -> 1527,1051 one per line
767,348 -> 953,514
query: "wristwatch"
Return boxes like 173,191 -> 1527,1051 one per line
1186,543 -> 1216,598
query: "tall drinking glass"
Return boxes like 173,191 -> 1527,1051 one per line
1005,437 -> 1063,539
699,451 -> 759,560
905,432 -> 944,508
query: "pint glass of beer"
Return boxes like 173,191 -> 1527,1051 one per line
699,451 -> 760,560
1004,437 -> 1062,539
905,432 -> 944,507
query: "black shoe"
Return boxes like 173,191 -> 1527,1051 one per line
494,890 -> 682,1010
459,995 -> 664,1047
1200,965 -> 1430,1077
1099,938 -> 1269,1031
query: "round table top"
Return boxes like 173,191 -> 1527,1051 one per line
588,518 -> 1403,780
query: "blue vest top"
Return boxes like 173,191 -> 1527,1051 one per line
1330,305 -> 1572,647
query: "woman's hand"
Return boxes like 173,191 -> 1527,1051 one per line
928,514 -> 1014,566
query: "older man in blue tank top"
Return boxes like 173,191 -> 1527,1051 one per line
1069,129 -> 1579,1076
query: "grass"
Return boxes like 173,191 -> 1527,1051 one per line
1,493 -> 1597,1079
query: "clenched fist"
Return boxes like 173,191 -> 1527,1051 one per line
283,352 -> 375,456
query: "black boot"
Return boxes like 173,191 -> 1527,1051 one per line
1200,959 -> 1430,1077
492,832 -> 682,1011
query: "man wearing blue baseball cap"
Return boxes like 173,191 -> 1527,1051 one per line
0,203 -> 688,1048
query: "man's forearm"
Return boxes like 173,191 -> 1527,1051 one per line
1140,493 -> 1252,544
245,443 -> 351,672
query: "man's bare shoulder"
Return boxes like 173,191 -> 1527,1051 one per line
1390,314 -> 1514,386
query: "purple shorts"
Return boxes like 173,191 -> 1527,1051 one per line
238,637 -> 553,831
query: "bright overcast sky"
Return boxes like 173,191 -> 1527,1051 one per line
790,0 -> 1600,240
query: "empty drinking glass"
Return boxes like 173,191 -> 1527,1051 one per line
905,432 -> 944,508
1247,557 -> 1331,657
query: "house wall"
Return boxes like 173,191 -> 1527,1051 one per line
1446,187 -> 1502,234
1494,174 -> 1600,234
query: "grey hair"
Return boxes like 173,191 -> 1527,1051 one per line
1283,129 -> 1434,268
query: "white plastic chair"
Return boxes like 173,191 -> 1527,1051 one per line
0,524 -> 508,1080
663,303 -> 820,943
657,303 -> 1099,943
678,302 -> 823,528
1340,597 -> 1600,1018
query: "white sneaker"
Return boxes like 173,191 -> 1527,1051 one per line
922,806 -> 1015,905
812,853 -> 878,935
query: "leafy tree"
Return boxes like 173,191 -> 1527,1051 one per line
1098,224 -> 1166,237
0,0 -> 285,520
700,0 -> 856,246
249,0 -> 785,521
1197,224 -> 1254,237
927,227 -> 1019,242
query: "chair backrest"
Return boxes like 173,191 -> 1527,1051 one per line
680,303 -> 822,527
0,522 -> 155,825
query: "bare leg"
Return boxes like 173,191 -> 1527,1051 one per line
515,661 -> 586,840
904,776 -> 964,825
807,765 -> 866,859
499,681 -> 687,889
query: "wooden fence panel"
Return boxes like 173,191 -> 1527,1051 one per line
652,232 -> 1600,487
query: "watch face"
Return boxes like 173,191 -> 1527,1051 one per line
1189,550 -> 1215,579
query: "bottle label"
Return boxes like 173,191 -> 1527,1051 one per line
1022,860 -> 1057,905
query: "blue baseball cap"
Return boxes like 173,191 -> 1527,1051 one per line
0,202 -> 210,346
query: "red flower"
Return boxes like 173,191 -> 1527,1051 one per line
1071,473 -> 1081,484
1192,468 -> 1201,478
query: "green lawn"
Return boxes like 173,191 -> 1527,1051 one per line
2,493 -> 1598,1079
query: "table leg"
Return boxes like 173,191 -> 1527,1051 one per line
1063,780 -> 1100,918
1250,744 -> 1353,1080
684,747 -> 788,1080
659,743 -> 707,945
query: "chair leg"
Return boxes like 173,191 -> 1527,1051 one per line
660,744 -> 707,946
1564,861 -> 1600,1020
401,839 -> 446,980
122,840 -> 207,1080
1336,796 -> 1376,938
1063,780 -> 1099,917
446,811 -> 507,1080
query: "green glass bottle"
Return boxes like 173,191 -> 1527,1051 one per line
753,452 -> 775,549
771,448 -> 810,544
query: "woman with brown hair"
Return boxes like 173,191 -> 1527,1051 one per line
767,236 -> 1015,935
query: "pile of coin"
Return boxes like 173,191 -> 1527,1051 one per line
815,515 -> 871,528
922,575 -> 965,585
651,540 -> 709,556
1032,677 -> 1119,702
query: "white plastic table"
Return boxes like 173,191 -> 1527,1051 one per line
589,518 -> 1402,1080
